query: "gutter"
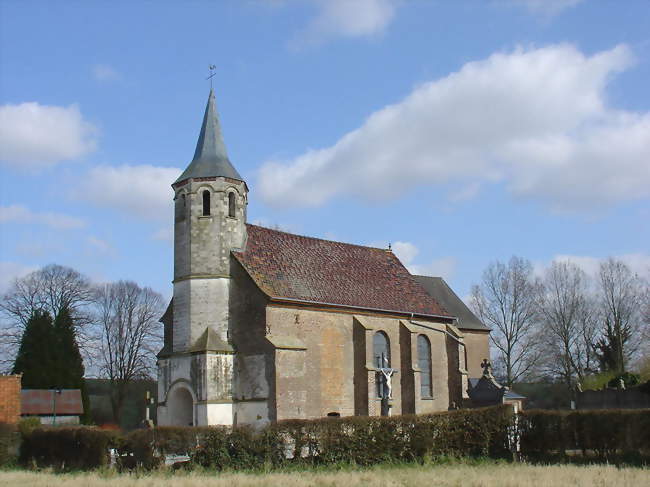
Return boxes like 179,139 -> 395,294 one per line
268,296 -> 456,323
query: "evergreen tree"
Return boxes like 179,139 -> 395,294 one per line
12,310 -> 58,388
53,306 -> 90,422
53,306 -> 85,388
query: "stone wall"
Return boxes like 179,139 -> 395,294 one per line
460,329 -> 490,378
265,307 -> 458,421
0,375 -> 21,424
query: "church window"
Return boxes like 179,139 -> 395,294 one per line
418,335 -> 432,398
202,190 -> 211,216
228,192 -> 236,218
373,331 -> 390,398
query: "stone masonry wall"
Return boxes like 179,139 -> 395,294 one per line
0,375 -> 21,424
266,307 -> 456,421
461,330 -> 490,378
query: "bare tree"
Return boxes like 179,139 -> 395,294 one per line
595,258 -> 646,373
95,281 -> 163,423
471,256 -> 542,386
0,264 -> 95,371
537,261 -> 597,388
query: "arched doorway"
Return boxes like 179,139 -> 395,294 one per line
168,386 -> 194,426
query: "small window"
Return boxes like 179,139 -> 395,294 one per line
202,190 -> 210,216
228,192 -> 236,218
373,331 -> 390,398
418,335 -> 432,398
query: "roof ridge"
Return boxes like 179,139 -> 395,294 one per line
245,223 -> 390,252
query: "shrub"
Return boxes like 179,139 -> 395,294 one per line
580,372 -> 618,391
607,372 -> 640,389
268,405 -> 514,467
192,426 -> 285,470
518,409 -> 650,463
19,426 -> 116,470
117,426 -> 215,470
17,417 -> 41,438
0,423 -> 20,467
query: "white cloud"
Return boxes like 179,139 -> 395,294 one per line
391,241 -> 419,265
92,64 -> 121,82
291,0 -> 398,47
73,165 -> 181,220
549,253 -> 650,279
259,44 -> 650,212
86,236 -> 115,257
0,102 -> 97,168
509,0 -> 583,16
0,205 -> 85,229
388,240 -> 456,280
0,262 -> 36,293
409,257 -> 457,282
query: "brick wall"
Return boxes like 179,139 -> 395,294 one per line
0,374 -> 21,424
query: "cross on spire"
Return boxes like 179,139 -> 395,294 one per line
206,64 -> 217,89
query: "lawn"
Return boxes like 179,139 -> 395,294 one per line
2,463 -> 648,487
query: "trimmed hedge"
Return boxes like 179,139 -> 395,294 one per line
0,423 -> 20,467
264,405 -> 514,467
518,409 -> 650,463
16,407 -> 649,471
19,426 -> 116,470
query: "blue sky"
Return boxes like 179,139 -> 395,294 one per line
1,0 -> 649,302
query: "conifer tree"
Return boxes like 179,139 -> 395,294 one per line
53,306 -> 85,388
53,306 -> 90,421
12,310 -> 58,388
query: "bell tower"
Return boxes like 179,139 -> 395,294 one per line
158,88 -> 247,426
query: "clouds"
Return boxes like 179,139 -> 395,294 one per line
92,64 -> 121,82
294,0 -> 397,46
0,102 -> 97,169
72,164 -> 181,219
0,205 -> 85,229
391,241 -> 456,281
548,253 -> 650,280
509,0 -> 583,16
0,262 -> 36,293
259,44 -> 650,212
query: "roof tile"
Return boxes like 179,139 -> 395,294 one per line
233,224 -> 450,318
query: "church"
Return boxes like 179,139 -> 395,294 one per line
156,89 -> 490,427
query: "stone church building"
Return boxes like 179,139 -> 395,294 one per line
156,89 -> 490,427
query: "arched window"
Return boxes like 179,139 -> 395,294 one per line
418,335 -> 432,398
373,331 -> 390,398
202,190 -> 210,216
228,192 -> 236,218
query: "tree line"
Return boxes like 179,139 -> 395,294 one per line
470,256 -> 650,390
0,264 -> 163,424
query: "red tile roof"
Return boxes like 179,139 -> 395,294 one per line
233,224 -> 450,318
21,389 -> 83,415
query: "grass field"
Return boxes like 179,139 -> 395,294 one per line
2,463 -> 649,487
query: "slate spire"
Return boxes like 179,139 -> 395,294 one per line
175,88 -> 243,184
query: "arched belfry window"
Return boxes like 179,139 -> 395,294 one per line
418,335 -> 432,398
228,192 -> 236,218
373,331 -> 390,398
202,190 -> 211,216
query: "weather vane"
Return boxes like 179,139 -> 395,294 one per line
206,64 -> 217,89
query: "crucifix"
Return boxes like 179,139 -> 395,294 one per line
377,352 -> 398,416
206,64 -> 217,89
481,358 -> 494,379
